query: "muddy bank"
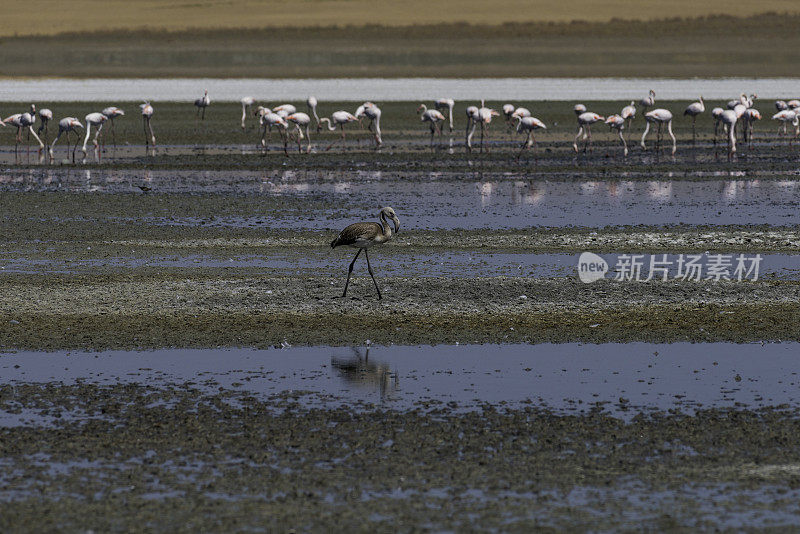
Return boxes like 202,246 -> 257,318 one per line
0,275 -> 797,349
2,383 -> 800,531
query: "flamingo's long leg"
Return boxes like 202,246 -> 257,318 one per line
364,249 -> 382,300
342,248 -> 362,297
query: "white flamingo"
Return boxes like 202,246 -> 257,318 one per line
719,109 -> 738,160
605,114 -> 628,156
744,108 -> 761,148
356,103 -> 382,148
194,90 -> 210,119
259,112 -> 289,154
37,108 -> 53,144
140,102 -> 155,151
464,105 -> 478,146
273,104 -> 297,116
640,109 -> 676,155
514,115 -> 546,158
776,100 -> 789,111
286,112 -> 312,153
773,110 -> 799,144
434,98 -> 455,132
49,117 -> 83,163
640,90 -> 656,113
621,101 -> 636,132
102,106 -> 124,148
82,112 -> 109,161
4,105 -> 43,158
684,96 -> 705,144
711,107 -> 725,145
307,96 -> 320,132
417,104 -> 446,147
466,103 -> 499,153
240,96 -> 255,130
512,107 -> 531,119
573,111 -> 605,153
319,111 -> 359,151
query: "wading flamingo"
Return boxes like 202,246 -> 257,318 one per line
573,111 -> 605,153
240,96 -> 255,130
467,103 -> 499,153
711,107 -> 724,145
319,111 -> 359,151
434,98 -> 455,132
417,104 -> 446,147
514,115 -> 546,158
621,101 -> 636,132
4,105 -> 43,158
101,107 -> 124,148
640,90 -> 656,113
356,102 -> 382,148
605,114 -> 628,156
331,206 -> 400,300
49,117 -> 83,163
194,90 -> 210,119
140,102 -> 155,152
286,112 -> 312,153
744,108 -> 761,148
273,104 -> 297,117
776,100 -> 789,111
719,109 -> 738,160
684,96 -> 705,144
464,105 -> 478,146
37,108 -> 53,144
82,112 -> 109,160
773,110 -> 799,144
640,109 -> 676,155
259,111 -> 289,155
307,96 -> 320,131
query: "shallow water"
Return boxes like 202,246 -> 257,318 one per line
1,252 -> 797,279
1,77 -> 799,101
1,342 -> 797,424
1,168 -> 797,229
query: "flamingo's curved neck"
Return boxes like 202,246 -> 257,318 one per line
320,118 -> 336,131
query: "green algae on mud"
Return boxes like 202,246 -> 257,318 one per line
2,383 -> 800,531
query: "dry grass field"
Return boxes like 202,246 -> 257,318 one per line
3,0 -> 799,36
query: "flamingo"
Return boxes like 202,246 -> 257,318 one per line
319,111 -> 359,151
684,96 -> 705,144
773,110 -> 799,144
259,112 -> 289,155
573,104 -> 587,116
101,106 -> 124,148
417,104 -> 446,147
502,103 -> 516,132
514,115 -> 546,158
330,206 -> 400,300
719,109 -> 738,160
240,96 -> 255,130
194,90 -> 210,119
140,102 -> 155,151
464,105 -> 478,146
640,90 -> 656,113
82,112 -> 109,161
789,99 -> 800,109
307,96 -> 320,132
466,102 -> 499,153
776,100 -> 789,111
434,98 -> 455,132
621,101 -> 636,132
4,105 -> 43,158
727,94 -> 747,110
640,109 -> 676,155
711,107 -> 724,145
49,117 -> 83,163
286,112 -> 312,153
512,107 -> 531,120
573,111 -> 605,153
273,104 -> 297,116
37,108 -> 53,144
744,108 -> 761,148
356,103 -> 382,148
605,114 -> 628,156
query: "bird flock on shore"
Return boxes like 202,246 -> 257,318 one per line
3,89 -> 800,162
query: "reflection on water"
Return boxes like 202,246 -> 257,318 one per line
0,169 -> 798,228
1,342 -> 799,421
331,347 -> 398,400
